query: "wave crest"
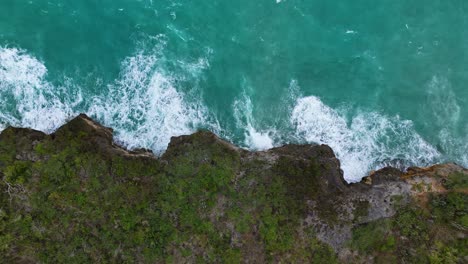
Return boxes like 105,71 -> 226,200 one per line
88,47 -> 211,153
291,96 -> 440,182
0,47 -> 82,132
233,93 -> 275,150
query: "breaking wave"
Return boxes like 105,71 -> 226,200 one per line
0,45 -> 464,183
291,96 -> 440,182
233,92 -> 275,150
0,47 -> 82,132
0,43 -> 216,155
88,40 -> 213,153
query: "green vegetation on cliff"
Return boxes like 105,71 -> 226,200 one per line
0,115 -> 466,263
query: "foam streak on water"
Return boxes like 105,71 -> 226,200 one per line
291,96 -> 440,182
88,49 -> 210,154
0,44 -> 212,155
233,93 -> 275,150
0,45 -> 463,183
0,47 -> 82,132
426,76 -> 467,168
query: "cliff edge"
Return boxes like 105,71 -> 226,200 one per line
0,114 -> 466,263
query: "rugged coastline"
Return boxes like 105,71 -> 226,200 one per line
0,114 -> 466,263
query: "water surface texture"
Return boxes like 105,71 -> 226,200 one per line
1,0 -> 467,182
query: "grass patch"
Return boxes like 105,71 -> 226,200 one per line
429,192 -> 468,228
350,219 -> 395,253
443,172 -> 468,190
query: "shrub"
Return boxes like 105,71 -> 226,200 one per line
350,219 -> 395,253
443,172 -> 468,190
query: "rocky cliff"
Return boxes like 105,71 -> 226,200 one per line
0,114 -> 466,263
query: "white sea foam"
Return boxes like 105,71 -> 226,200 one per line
88,48 -> 210,154
0,45 -> 464,183
291,96 -> 440,182
233,93 -> 274,150
426,76 -> 461,127
0,47 -> 81,132
426,76 -> 467,168
462,125 -> 468,167
0,43 -> 216,155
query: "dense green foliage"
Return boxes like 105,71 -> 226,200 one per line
349,194 -> 467,263
0,128 -> 339,263
350,219 -> 395,254
0,123 -> 466,263
444,172 -> 468,190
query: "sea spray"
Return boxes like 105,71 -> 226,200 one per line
291,96 -> 440,182
233,93 -> 275,150
0,45 -> 457,183
88,45 -> 212,154
0,47 -> 82,132
1,0 -> 467,182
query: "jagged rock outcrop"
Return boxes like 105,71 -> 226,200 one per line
0,114 -> 466,263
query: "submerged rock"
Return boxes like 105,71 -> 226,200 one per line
0,114 -> 466,263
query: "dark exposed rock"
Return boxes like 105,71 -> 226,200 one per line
365,166 -> 404,185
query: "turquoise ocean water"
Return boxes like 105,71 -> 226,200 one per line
0,0 -> 467,182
